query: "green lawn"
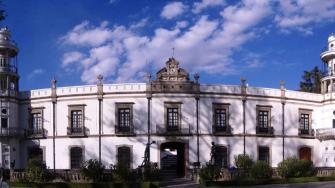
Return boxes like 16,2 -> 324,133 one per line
9,181 -> 159,188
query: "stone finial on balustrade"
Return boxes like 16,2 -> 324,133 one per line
144,72 -> 151,83
194,73 -> 200,84
145,72 -> 152,99
97,74 -> 103,100
51,78 -> 57,102
280,80 -> 286,103
240,77 -> 247,100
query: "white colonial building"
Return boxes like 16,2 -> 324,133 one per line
0,27 -> 334,177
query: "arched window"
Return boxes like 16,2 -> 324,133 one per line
214,146 -> 228,168
299,146 -> 312,161
117,146 -> 131,169
27,147 -> 43,162
70,147 -> 83,169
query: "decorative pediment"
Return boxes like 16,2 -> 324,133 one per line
156,58 -> 190,82
149,57 -> 199,94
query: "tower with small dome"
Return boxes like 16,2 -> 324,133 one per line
0,27 -> 20,169
321,33 -> 335,93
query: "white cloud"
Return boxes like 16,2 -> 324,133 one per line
161,2 -> 187,19
175,21 -> 189,29
62,51 -> 84,67
28,69 -> 44,79
193,0 -> 225,13
130,18 -> 148,30
60,20 -> 113,47
275,0 -> 335,34
58,0 -> 289,84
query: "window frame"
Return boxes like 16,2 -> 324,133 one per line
116,145 -> 133,169
29,108 -> 44,131
69,146 -> 84,169
27,146 -> 45,163
164,102 -> 182,131
256,105 -> 271,129
299,109 -> 312,131
212,103 -> 230,132
115,103 -> 134,133
213,145 -> 229,168
68,105 -> 85,133
258,146 -> 270,165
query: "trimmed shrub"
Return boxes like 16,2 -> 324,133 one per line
81,159 -> 105,182
199,163 -> 221,181
277,157 -> 316,178
250,161 -> 272,179
234,154 -> 253,170
142,163 -> 159,181
112,162 -> 136,181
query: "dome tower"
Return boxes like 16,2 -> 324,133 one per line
321,33 -> 335,93
0,27 -> 20,170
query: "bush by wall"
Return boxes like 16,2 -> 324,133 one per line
81,159 -> 105,182
234,154 -> 253,170
199,163 -> 221,182
250,161 -> 272,179
24,160 -> 52,182
277,157 -> 316,178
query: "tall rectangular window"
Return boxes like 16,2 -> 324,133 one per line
258,111 -> 269,128
70,147 -> 83,169
214,146 -> 228,168
115,103 -> 134,134
333,119 -> 335,128
68,105 -> 85,136
300,113 -> 310,130
215,109 -> 227,128
71,110 -> 82,129
119,108 -> 130,128
164,102 -> 181,132
167,108 -> 179,127
117,146 -> 131,169
258,146 -> 270,164
31,112 -> 42,130
1,117 -> 7,129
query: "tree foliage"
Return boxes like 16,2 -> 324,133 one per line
81,159 -> 105,182
234,154 -> 253,170
250,161 -> 272,179
0,1 -> 5,21
299,66 -> 323,93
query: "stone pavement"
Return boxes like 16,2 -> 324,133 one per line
211,181 -> 335,188
160,178 -> 205,188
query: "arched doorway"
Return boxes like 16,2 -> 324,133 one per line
299,146 -> 312,161
160,142 -> 186,177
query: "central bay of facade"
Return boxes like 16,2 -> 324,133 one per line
1,27 -> 335,177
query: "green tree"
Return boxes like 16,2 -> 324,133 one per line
299,66 -> 323,93
0,0 -> 5,21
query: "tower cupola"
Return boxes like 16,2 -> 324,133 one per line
0,27 -> 19,96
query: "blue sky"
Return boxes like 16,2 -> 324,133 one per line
3,0 -> 335,91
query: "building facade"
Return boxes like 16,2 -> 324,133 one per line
0,27 -> 334,176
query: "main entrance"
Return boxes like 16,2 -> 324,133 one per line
160,142 -> 186,177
